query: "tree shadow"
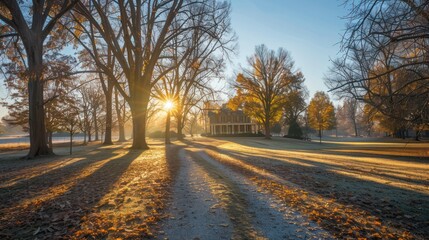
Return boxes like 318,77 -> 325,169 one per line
0,146 -> 121,208
0,145 -> 143,239
0,144 -> 104,184
220,137 -> 429,163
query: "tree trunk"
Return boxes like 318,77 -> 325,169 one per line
130,93 -> 149,149
47,131 -> 53,149
177,114 -> 184,140
118,125 -> 126,142
335,126 -> 338,138
264,122 -> 271,139
115,89 -> 126,142
367,123 -> 371,137
165,111 -> 171,144
93,108 -> 99,141
103,86 -> 113,145
130,110 -> 149,149
319,128 -> 322,144
69,131 -> 73,155
83,130 -> 87,144
353,119 -> 358,137
26,41 -> 52,158
88,128 -> 92,142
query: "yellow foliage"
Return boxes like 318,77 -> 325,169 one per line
307,91 -> 336,131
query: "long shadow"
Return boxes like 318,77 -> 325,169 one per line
220,149 -> 429,187
0,142 -> 103,178
212,145 -> 429,186
0,145 -> 104,185
164,144 -> 181,180
0,146 -> 121,210
319,148 -> 429,163
188,149 -> 257,239
220,137 -> 429,164
0,146 -> 142,239
184,139 -> 429,238
203,141 -> 429,196
0,154 -> 96,188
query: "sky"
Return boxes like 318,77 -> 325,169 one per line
227,0 -> 348,101
0,1 -> 348,119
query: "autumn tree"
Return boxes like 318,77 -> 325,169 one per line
307,91 -> 336,143
0,0 -> 78,158
230,45 -> 301,139
1,53 -> 77,149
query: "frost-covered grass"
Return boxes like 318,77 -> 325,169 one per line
197,136 -> 429,239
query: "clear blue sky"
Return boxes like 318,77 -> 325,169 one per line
0,1 -> 347,118
227,0 -> 347,101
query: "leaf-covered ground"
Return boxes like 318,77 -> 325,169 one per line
0,142 -> 178,239
0,137 -> 427,239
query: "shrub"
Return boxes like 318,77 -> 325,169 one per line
287,120 -> 303,138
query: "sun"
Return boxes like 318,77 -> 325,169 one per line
164,100 -> 174,111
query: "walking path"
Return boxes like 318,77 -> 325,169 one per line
160,145 -> 331,239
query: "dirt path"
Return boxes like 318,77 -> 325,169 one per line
160,145 -> 331,239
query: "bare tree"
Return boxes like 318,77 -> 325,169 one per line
185,107 -> 203,137
75,0 -> 234,149
60,95 -> 80,155
68,8 -> 124,145
114,87 -> 129,142
87,86 -> 105,141
77,85 -> 95,143
153,3 -> 234,140
326,0 -> 429,133
337,98 -> 360,137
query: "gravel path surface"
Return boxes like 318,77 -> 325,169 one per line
160,145 -> 331,239
161,148 -> 233,239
